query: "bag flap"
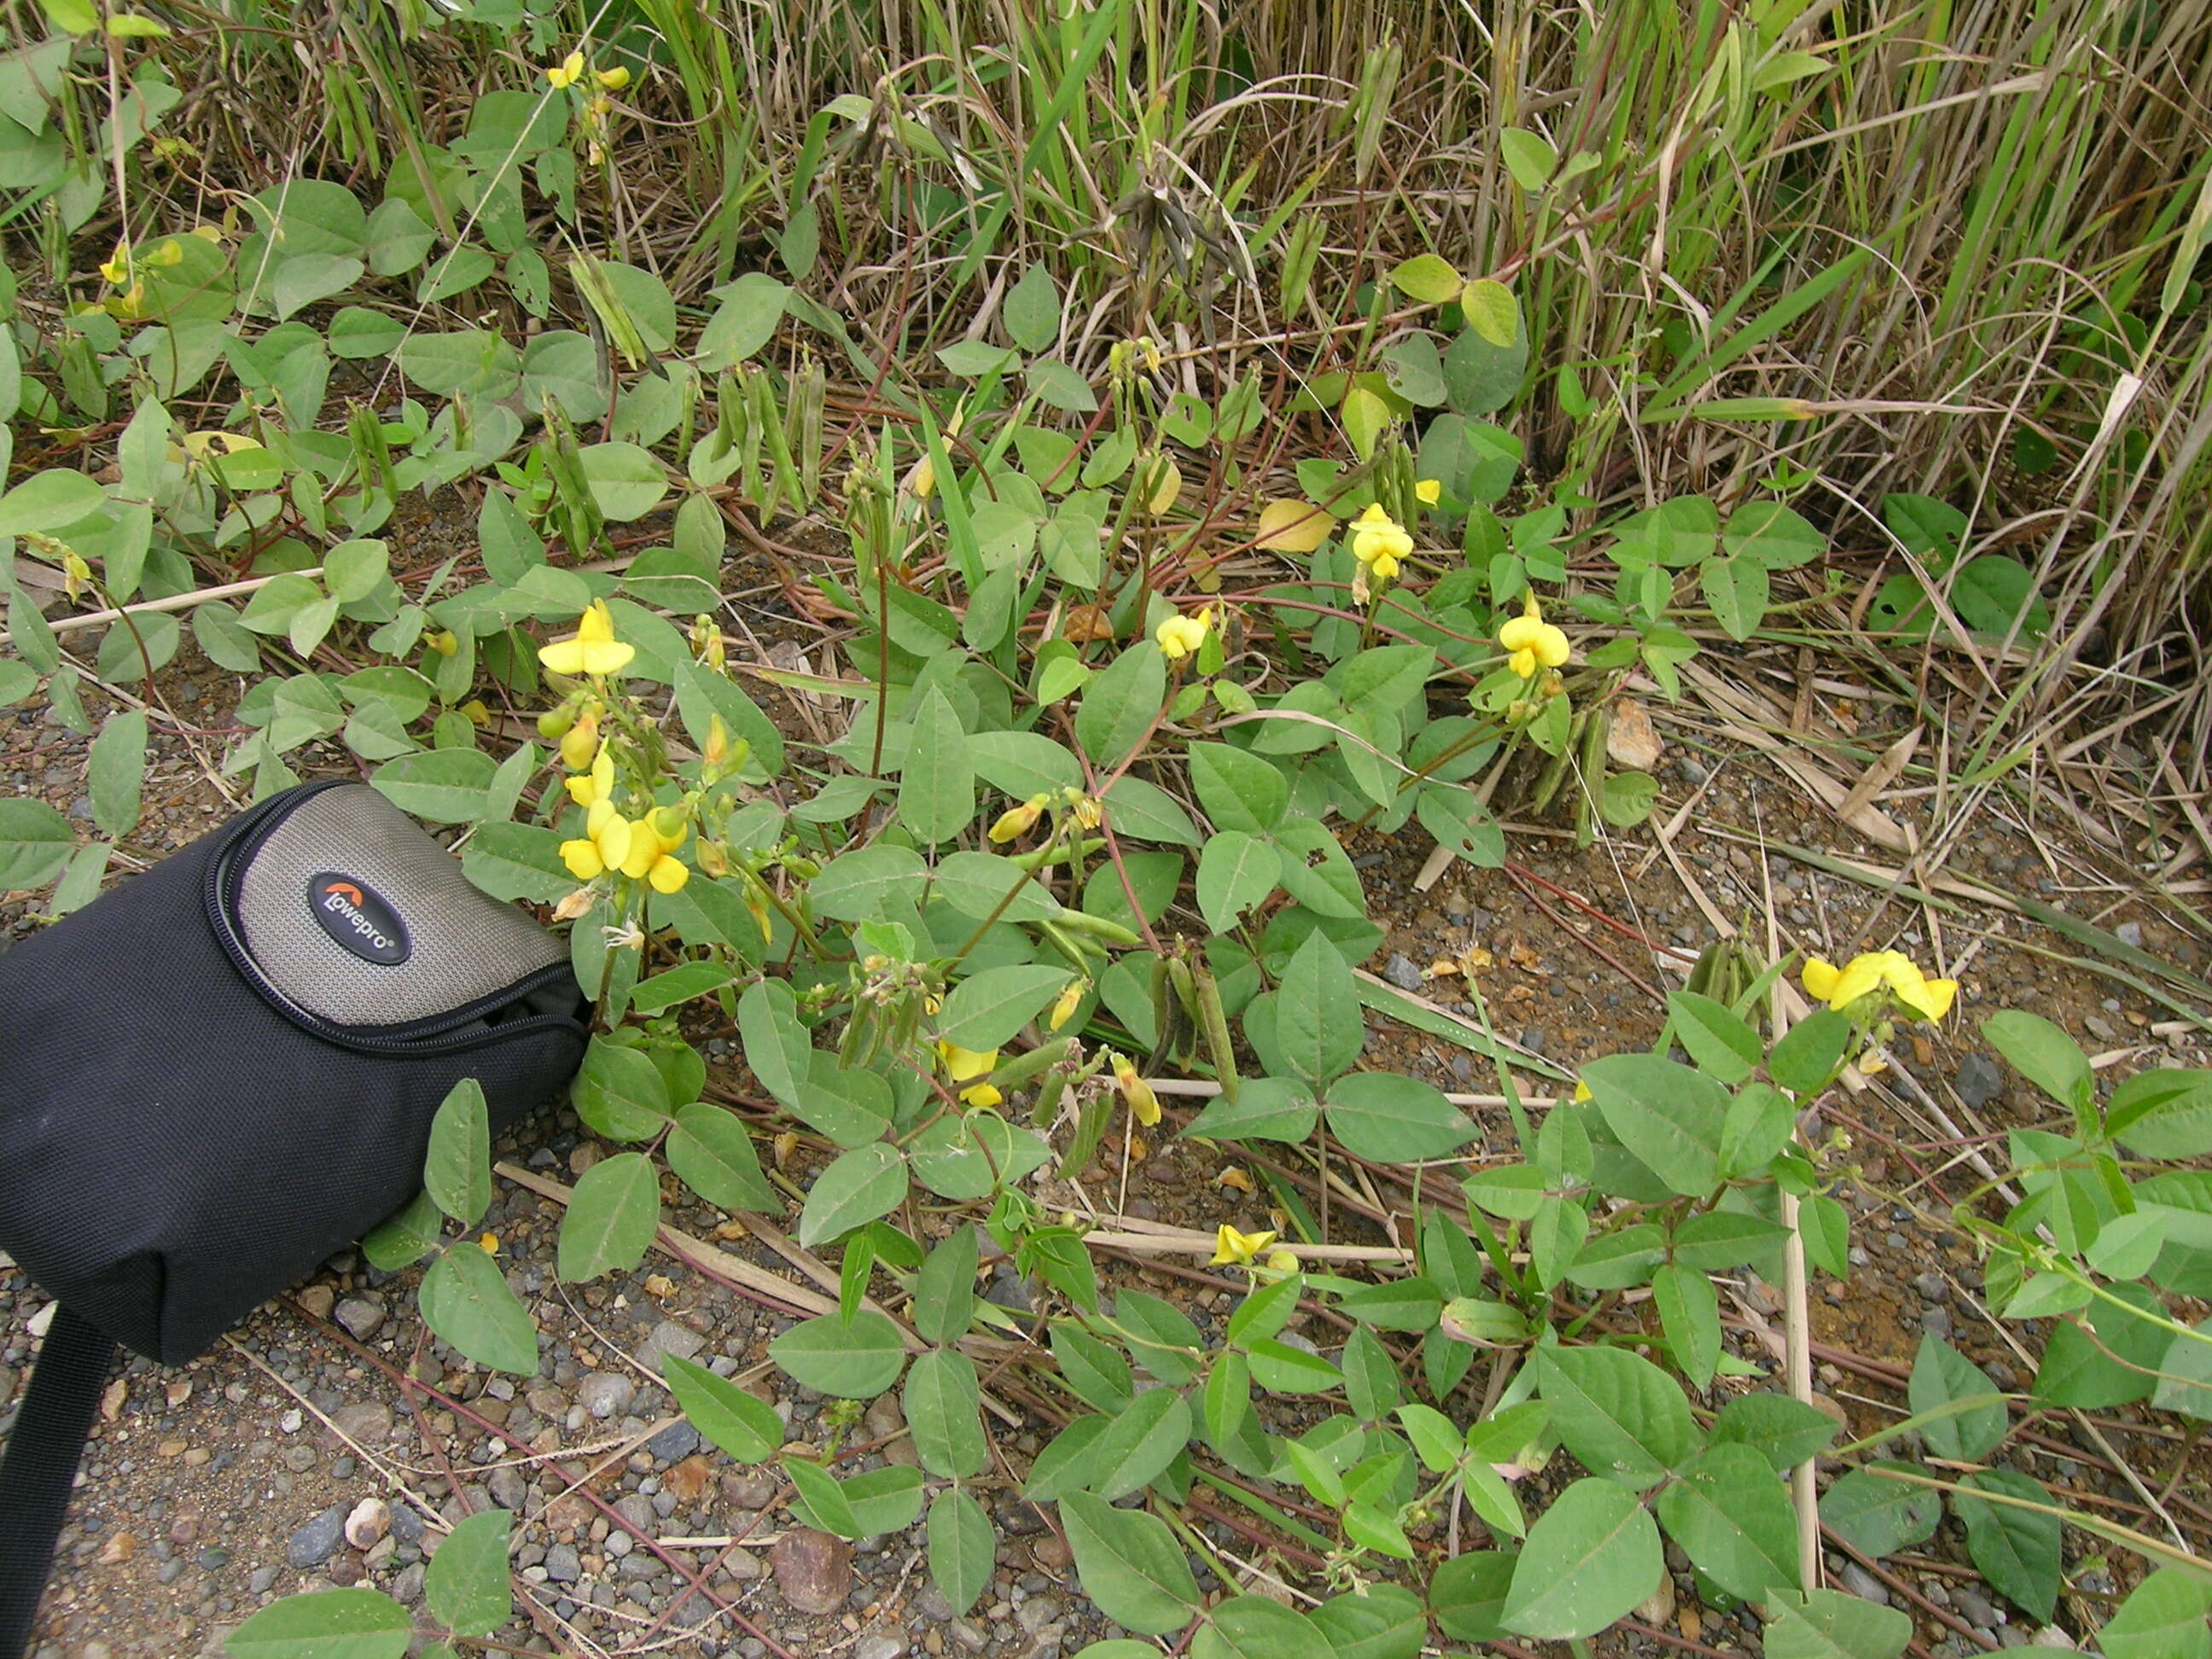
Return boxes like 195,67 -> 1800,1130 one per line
228,783 -> 566,1027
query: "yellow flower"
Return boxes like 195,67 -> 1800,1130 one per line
1351,504 -> 1414,585
480,1232 -> 500,1254
1802,951 -> 1957,1022
1264,1248 -> 1300,1274
1155,607 -> 1214,661
539,600 -> 636,678
1210,1224 -> 1278,1267
1048,980 -> 1086,1032
1415,479 -> 1442,506
546,49 -> 585,87
1110,1051 -> 1161,1126
1498,593 -> 1570,679
560,799 -> 632,880
99,242 -> 131,285
595,64 -> 631,90
559,711 -> 600,771
989,794 -> 1050,843
1066,792 -> 1102,831
1573,1079 -> 1592,1103
647,854 -> 690,894
937,1042 -> 1002,1107
565,748 -> 615,808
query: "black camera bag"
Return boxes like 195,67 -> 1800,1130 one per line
0,779 -> 590,1656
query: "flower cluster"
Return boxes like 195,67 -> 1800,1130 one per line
988,785 -> 1103,843
545,49 -> 630,90
1210,1224 -> 1297,1274
1498,593 -> 1569,679
540,600 -> 634,679
542,605 -> 690,894
937,1042 -> 1003,1109
1802,951 -> 1956,1022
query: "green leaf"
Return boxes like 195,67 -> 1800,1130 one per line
1273,929 -> 1364,1091
1004,263 -> 1061,353
2100,1567 -> 2212,1659
1498,128 -> 1557,190
1724,501 -> 1824,569
1908,1334 -> 2007,1462
425,1507 -> 512,1638
1052,1324 -> 1133,1412
737,979 -> 814,1109
1983,1010 -> 2092,1117
1058,1490 -> 1201,1634
370,747 -> 498,822
770,1309 -> 906,1398
667,1103 -> 777,1212
1337,1278 -> 1442,1333
1115,1289 -> 1202,1385
1430,1551 -> 1516,1642
1324,1073 -> 1475,1162
1461,279 -> 1519,347
1083,1385 -> 1191,1499
1769,1008 -> 1852,1093
2151,1314 -> 2212,1420
938,963 -> 1070,1050
1388,253 -> 1462,304
572,1037 -> 671,1142
1189,742 -> 1289,834
557,1152 -> 661,1281
2033,1284 -> 2164,1408
905,1348 -> 987,1478
698,273 -> 789,368
1654,1442 -> 1798,1601
934,849 -> 1059,923
1196,830 -> 1282,934
362,1189 -> 442,1272
1674,1211 -> 1792,1273
424,1078 -> 491,1227
1499,1477 -> 1662,1639
1666,991 -> 1761,1085
799,1142 -> 908,1248
1818,1464 -> 1943,1558
1074,643 -> 1167,769
630,961 -> 735,1016
1581,1053 -> 1727,1196
0,798 -> 73,890
911,1226 -> 980,1346
928,1487 -> 996,1615
1248,1337 -> 1342,1394
1193,1597 -> 1335,1659
1764,1588 -> 1912,1659
87,707 -> 147,838
1653,1262 -> 1720,1388
224,1588 -> 414,1657
2109,1068 -> 2212,1159
662,1352 -> 783,1461
1308,1586 -> 1423,1659
900,686 -> 974,844
419,1243 -> 538,1375
1709,1394 -> 1839,1471
1534,1344 -> 1697,1489
1183,1076 -> 1318,1144
0,468 -> 104,538
577,440 -> 668,520
1955,1468 -> 2060,1621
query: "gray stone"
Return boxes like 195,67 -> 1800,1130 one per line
1953,1589 -> 2000,1629
648,1419 -> 701,1461
1839,1563 -> 1889,1606
1382,954 -> 1424,992
982,1263 -> 1033,1314
486,1463 -> 527,1511
285,1505 -> 346,1569
2116,922 -> 2144,950
720,1470 -> 777,1510
321,1402 -> 393,1449
1953,1052 -> 2005,1109
857,1633 -> 909,1659
1016,1599 -> 1064,1636
332,1297 -> 386,1342
544,1543 -> 581,1584
1922,1307 -> 1952,1339
641,1319 -> 707,1366
391,1562 -> 426,1604
247,1565 -> 279,1595
1914,1272 -> 1949,1303
578,1372 -> 637,1419
915,1586 -> 956,1623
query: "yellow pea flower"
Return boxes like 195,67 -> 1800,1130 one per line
1350,504 -> 1414,586
937,1042 -> 1003,1107
1498,593 -> 1570,679
989,794 -> 1050,843
565,747 -> 615,809
100,242 -> 132,285
1110,1051 -> 1161,1126
1048,979 -> 1087,1032
595,64 -> 632,90
1210,1224 -> 1278,1267
1264,1248 -> 1300,1274
539,599 -> 635,678
1415,479 -> 1442,506
560,799 -> 634,881
647,853 -> 690,894
559,711 -> 600,771
1066,792 -> 1102,831
1155,607 -> 1214,661
1802,951 -> 1957,1022
546,49 -> 585,87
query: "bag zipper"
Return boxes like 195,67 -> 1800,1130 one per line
202,781 -> 587,1057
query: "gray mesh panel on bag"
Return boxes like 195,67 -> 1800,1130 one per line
234,784 -> 565,1026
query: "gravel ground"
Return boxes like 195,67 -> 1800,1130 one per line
2,630 -> 2206,1656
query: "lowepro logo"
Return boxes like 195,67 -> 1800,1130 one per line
308,873 -> 411,965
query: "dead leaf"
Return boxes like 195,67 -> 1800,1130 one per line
1253,498 -> 1333,553
101,1378 -> 126,1422
643,1274 -> 677,1300
1062,604 -> 1114,643
1831,725 -> 1920,827
665,1453 -> 713,1504
1215,1167 -> 1254,1193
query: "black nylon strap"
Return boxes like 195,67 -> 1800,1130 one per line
0,1305 -> 115,1659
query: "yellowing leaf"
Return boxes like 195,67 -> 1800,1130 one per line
1254,498 -> 1332,553
1143,458 -> 1182,516
1388,253 -> 1463,306
1462,279 -> 1520,349
1343,386 -> 1391,462
1499,129 -> 1557,193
